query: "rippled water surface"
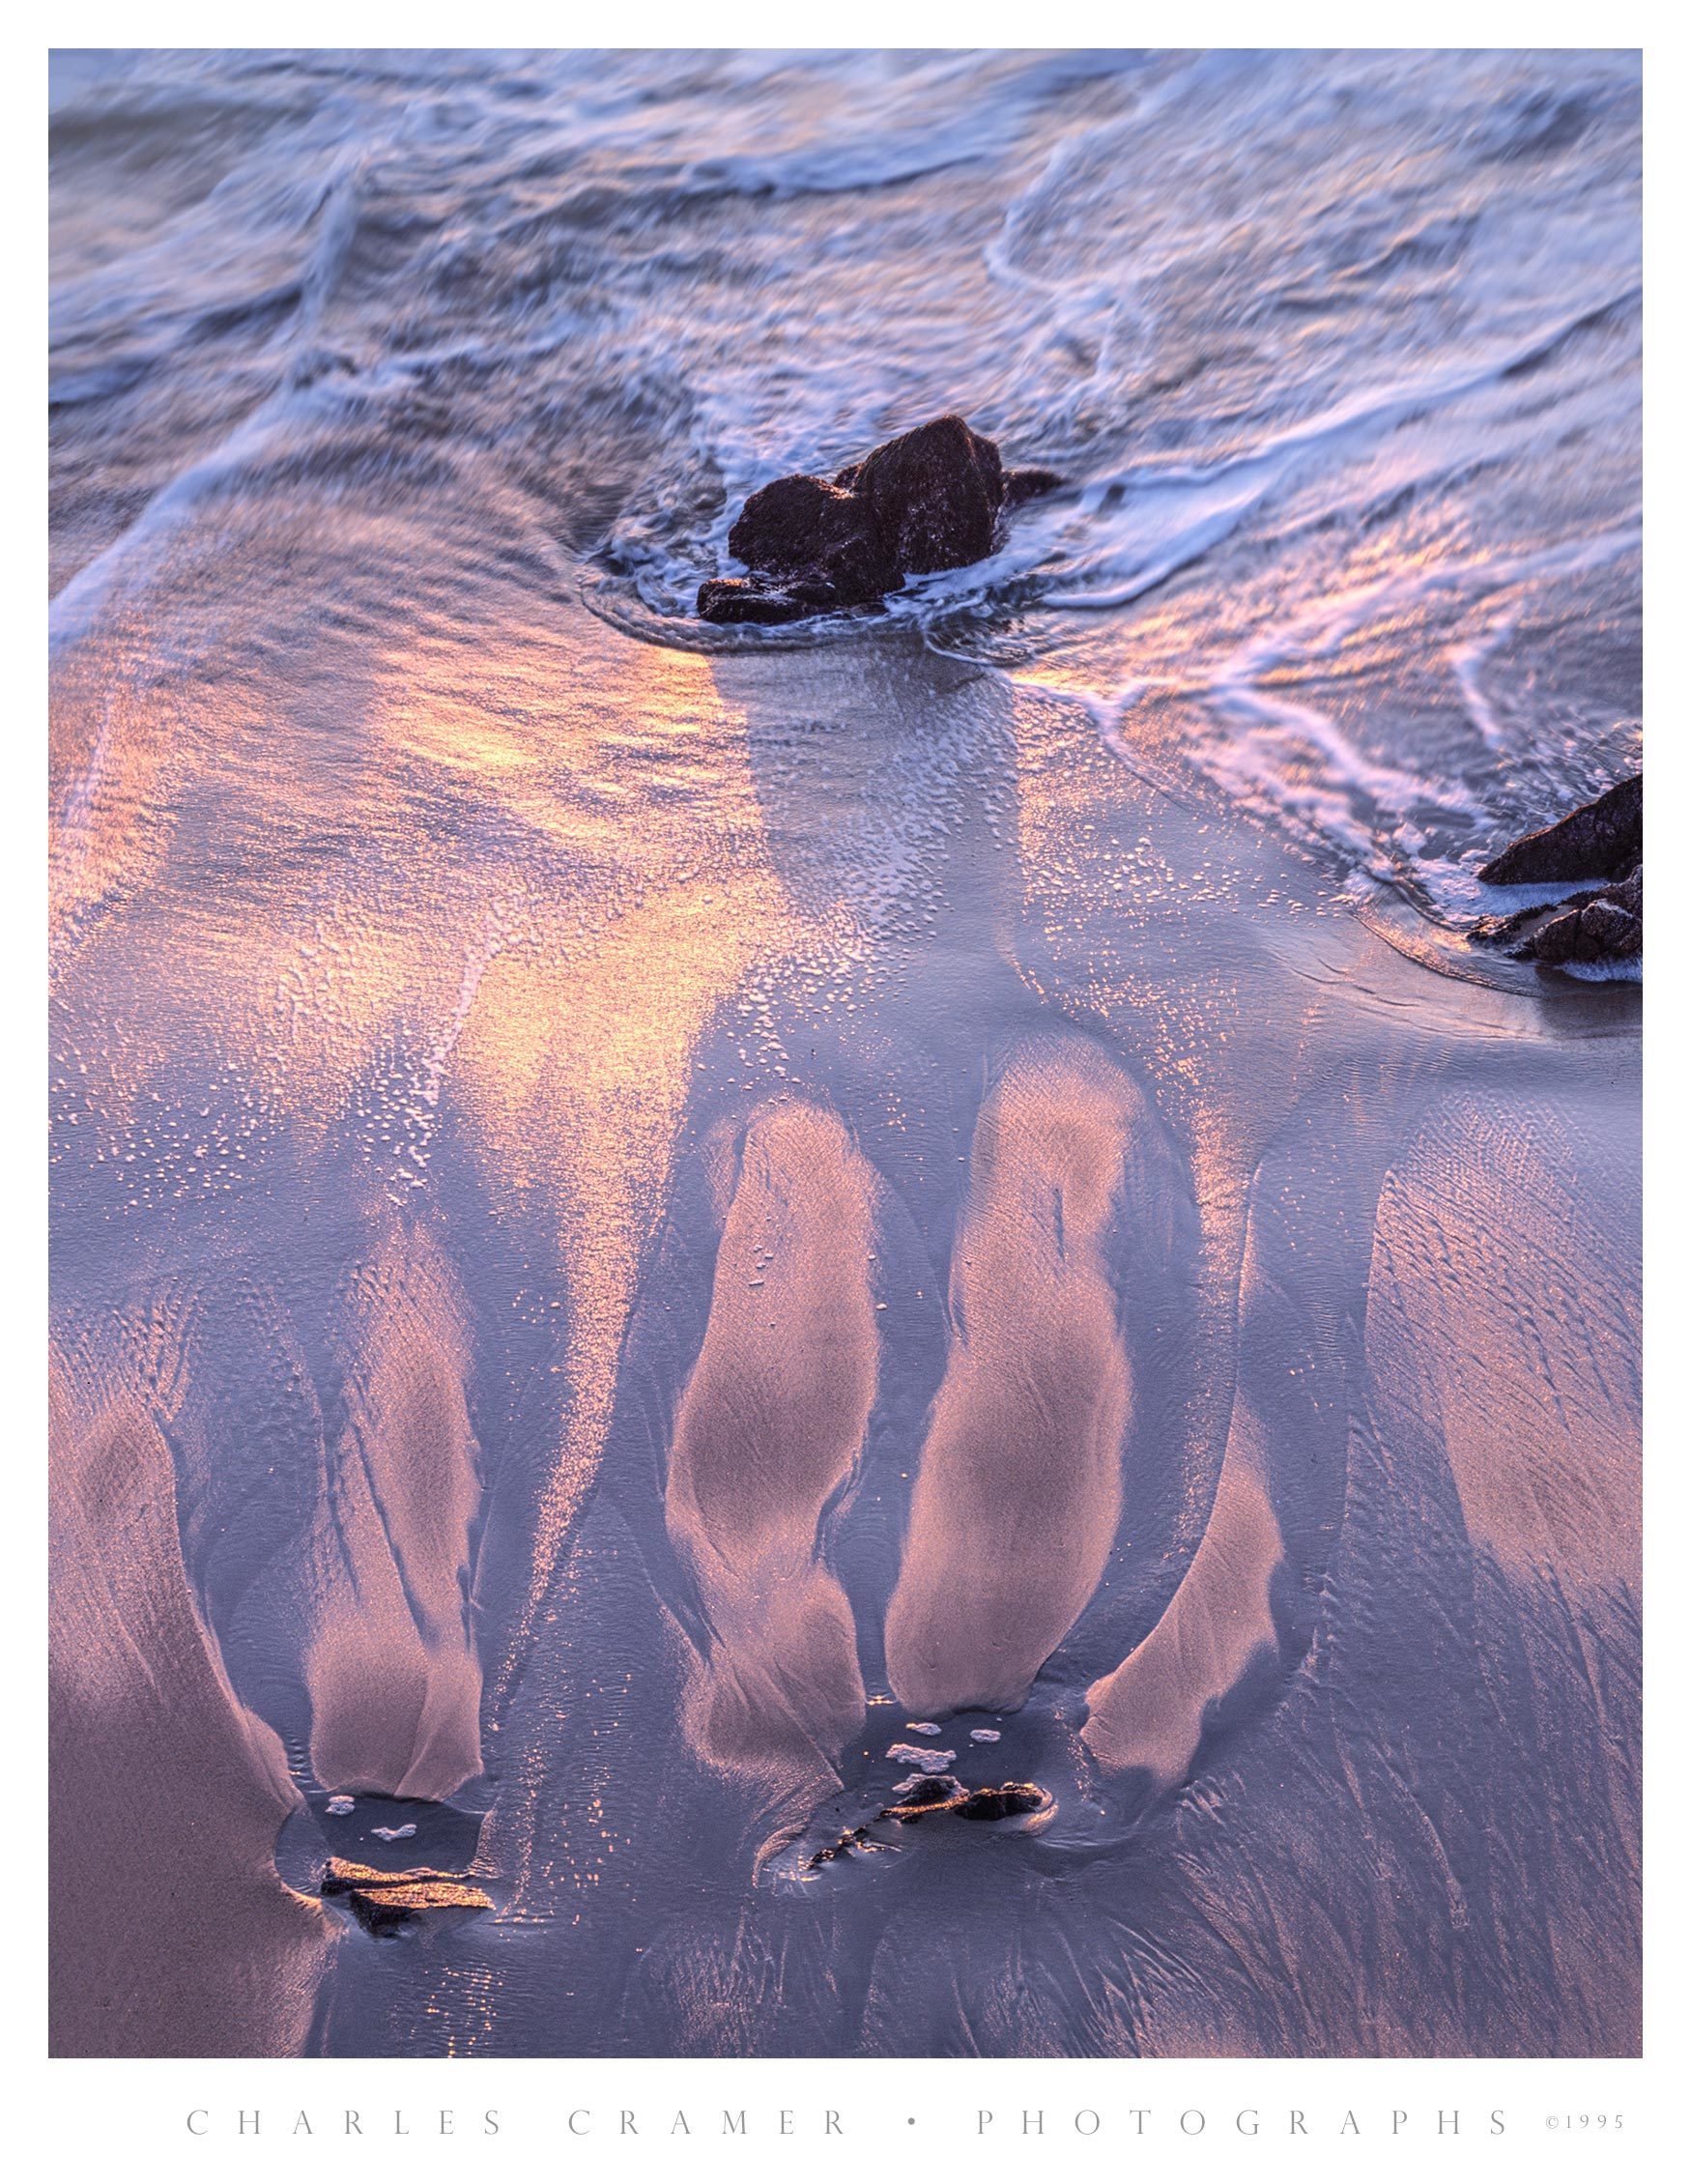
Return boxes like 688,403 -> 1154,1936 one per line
50,48 -> 1640,2059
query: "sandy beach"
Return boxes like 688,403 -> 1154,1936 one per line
49,47 -> 1640,2058
51,582 -> 1639,2053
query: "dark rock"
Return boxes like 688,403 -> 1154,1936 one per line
1523,895 -> 1643,965
878,1776 -> 1048,1827
1606,865 -> 1643,919
1576,899 -> 1643,957
1472,893 -> 1600,949
852,416 -> 1004,577
1471,774 -> 1644,970
1472,857 -> 1644,967
897,1774 -> 963,1808
321,1856 -> 492,1938
698,415 -> 1060,625
727,472 -> 898,603
804,1825 -> 877,1871
1485,847 -> 1651,969
956,1782 -> 1047,1822
879,1775 -> 965,1825
1477,773 -> 1642,885
695,578 -> 809,625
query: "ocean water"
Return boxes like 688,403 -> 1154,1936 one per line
50,46 -> 1641,921
50,49 -> 1641,2060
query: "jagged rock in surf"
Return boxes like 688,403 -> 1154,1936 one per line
1515,885 -> 1643,964
697,415 -> 1061,625
1477,773 -> 1642,885
1476,864 -> 1651,969
1472,774 -> 1643,968
1473,866 -> 1644,964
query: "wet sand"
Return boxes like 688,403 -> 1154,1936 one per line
49,520 -> 1640,2053
49,1350 -> 331,2055
885,1039 -> 1152,1718
49,43 -> 1642,2062
667,1102 -> 878,1796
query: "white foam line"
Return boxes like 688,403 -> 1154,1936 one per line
1042,516 -> 1638,905
1449,614 -> 1518,757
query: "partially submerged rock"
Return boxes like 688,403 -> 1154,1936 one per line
956,1782 -> 1046,1823
880,1774 -> 965,1825
793,1772 -> 1053,1878
1472,867 -> 1643,965
851,415 -> 1005,577
704,473 -> 896,625
1476,773 -> 1641,885
1516,887 -> 1643,965
1473,774 -> 1643,968
321,1856 -> 492,1939
878,1777 -> 1049,1827
698,415 -> 1060,625
804,1824 -> 881,1871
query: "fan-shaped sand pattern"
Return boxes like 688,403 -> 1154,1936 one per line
666,1101 -> 880,1787
1082,1192 -> 1286,1791
1082,1432 -> 1281,1790
884,1039 -> 1150,1717
304,1221 -> 485,1799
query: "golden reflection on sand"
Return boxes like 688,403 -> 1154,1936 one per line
424,637 -> 810,1665
885,1038 -> 1139,1715
50,603 -> 179,975
1083,1383 -> 1283,1789
464,874 -> 794,1668
58,568 -> 817,1693
667,1102 -> 878,1790
305,1221 -> 484,1798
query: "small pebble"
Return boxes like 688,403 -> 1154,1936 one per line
372,1823 -> 416,1842
907,1721 -> 942,1736
326,1795 -> 355,1816
970,1728 -> 1001,1743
